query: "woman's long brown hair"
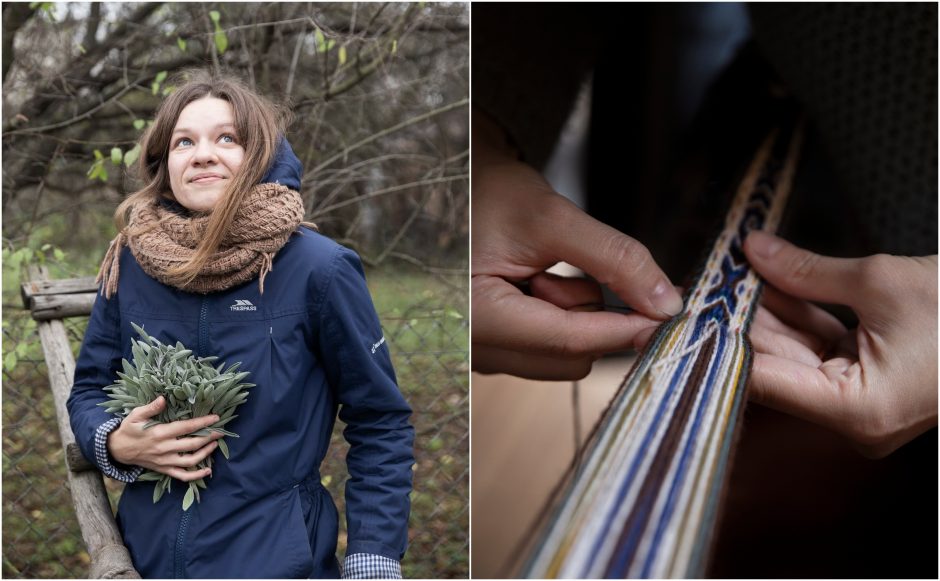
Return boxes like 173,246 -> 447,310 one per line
114,68 -> 291,289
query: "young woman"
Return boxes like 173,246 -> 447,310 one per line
66,70 -> 414,579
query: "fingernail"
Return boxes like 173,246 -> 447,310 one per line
748,231 -> 782,259
651,280 -> 683,317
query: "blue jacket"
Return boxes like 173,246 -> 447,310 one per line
66,140 -> 414,578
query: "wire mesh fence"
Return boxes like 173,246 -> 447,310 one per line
1,268 -> 468,578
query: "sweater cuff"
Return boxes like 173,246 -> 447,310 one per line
341,553 -> 402,579
94,417 -> 144,482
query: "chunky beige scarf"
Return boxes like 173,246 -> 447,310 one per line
97,183 -> 310,298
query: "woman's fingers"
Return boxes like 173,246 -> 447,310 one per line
752,305 -> 827,354
161,465 -> 213,482
154,413 -> 220,440
473,275 -> 659,358
170,441 -> 219,468
744,232 -> 865,308
528,272 -> 604,310
544,196 -> 683,320
749,316 -> 823,367
155,440 -> 218,469
164,432 -> 223,454
760,285 -> 847,343
748,352 -> 845,426
473,344 -> 595,381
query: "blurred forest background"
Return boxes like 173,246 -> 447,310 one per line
2,2 -> 468,578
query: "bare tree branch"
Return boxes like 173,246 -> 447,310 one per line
311,98 -> 468,174
311,174 -> 467,217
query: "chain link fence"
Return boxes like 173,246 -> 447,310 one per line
2,267 -> 468,578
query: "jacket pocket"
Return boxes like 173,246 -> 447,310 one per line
285,486 -> 317,578
298,482 -> 341,578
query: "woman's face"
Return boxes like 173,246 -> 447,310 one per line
167,96 -> 245,212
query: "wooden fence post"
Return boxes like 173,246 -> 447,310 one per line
23,266 -> 140,579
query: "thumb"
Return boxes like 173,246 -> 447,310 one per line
545,203 -> 683,320
131,395 -> 165,420
744,231 -> 864,308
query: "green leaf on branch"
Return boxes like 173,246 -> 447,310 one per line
124,143 -> 141,168
314,28 -> 334,53
53,248 -> 65,261
87,157 -> 108,182
214,30 -> 228,54
152,71 -> 168,95
177,37 -> 187,52
338,45 -> 347,65
392,39 -> 398,54
110,147 -> 123,165
133,119 -> 145,130
209,10 -> 220,23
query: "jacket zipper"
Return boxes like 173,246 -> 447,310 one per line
173,296 -> 209,578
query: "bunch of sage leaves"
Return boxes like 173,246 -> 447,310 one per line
99,323 -> 253,510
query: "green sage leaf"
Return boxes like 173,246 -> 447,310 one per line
182,486 -> 195,511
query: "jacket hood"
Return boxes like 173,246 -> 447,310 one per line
261,136 -> 303,191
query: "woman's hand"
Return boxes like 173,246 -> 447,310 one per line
472,110 -> 679,380
107,396 -> 223,481
744,232 -> 938,458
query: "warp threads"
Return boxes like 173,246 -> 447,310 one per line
522,115 -> 803,579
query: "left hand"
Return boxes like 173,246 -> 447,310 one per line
743,232 -> 938,458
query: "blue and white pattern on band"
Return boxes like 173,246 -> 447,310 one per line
522,115 -> 804,578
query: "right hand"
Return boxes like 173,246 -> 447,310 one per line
472,110 -> 682,380
107,396 -> 223,481
742,233 -> 938,458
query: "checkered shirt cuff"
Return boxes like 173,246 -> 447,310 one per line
94,417 -> 144,483
341,553 -> 402,579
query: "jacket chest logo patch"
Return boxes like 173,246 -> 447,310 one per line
371,336 -> 386,354
230,299 -> 257,312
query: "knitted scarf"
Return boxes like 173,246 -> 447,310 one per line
97,183 -> 309,298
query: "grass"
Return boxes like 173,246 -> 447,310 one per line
2,262 -> 468,578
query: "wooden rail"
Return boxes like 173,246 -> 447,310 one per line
22,266 -> 140,579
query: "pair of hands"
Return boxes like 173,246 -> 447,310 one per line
108,395 -> 222,482
472,112 -> 937,457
